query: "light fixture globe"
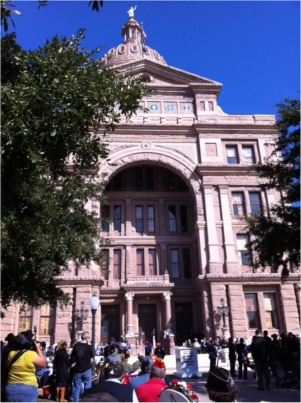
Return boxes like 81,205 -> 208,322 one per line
89,293 -> 99,311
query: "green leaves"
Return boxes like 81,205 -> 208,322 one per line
246,98 -> 300,278
1,30 -> 149,308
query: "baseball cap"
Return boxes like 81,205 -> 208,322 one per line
206,367 -> 235,393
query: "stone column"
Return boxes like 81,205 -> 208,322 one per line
219,185 -> 240,273
163,292 -> 173,336
203,185 -> 222,274
163,291 -> 175,354
125,292 -> 135,338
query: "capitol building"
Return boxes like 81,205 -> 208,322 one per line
2,10 -> 300,349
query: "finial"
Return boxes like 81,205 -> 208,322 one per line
127,5 -> 137,19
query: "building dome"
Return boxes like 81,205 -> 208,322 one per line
99,13 -> 167,69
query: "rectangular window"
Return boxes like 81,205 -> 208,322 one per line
113,249 -> 121,279
237,234 -> 251,265
242,146 -> 255,164
134,167 -> 143,190
180,205 -> 188,232
149,249 -> 157,275
171,249 -> 179,278
232,192 -> 246,216
136,249 -> 145,276
264,293 -> 279,329
18,305 -> 33,333
113,206 -> 121,232
101,249 -> 109,280
244,294 -> 260,329
39,305 -> 53,336
168,205 -> 177,232
135,206 -> 143,233
101,205 -> 110,232
146,167 -> 154,190
147,206 -> 155,233
183,248 -> 192,278
249,192 -> 262,215
226,146 -> 238,164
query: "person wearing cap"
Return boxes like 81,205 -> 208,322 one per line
130,356 -> 153,389
205,366 -> 238,402
135,357 -> 167,402
120,349 -> 140,374
83,361 -> 138,402
53,340 -> 70,402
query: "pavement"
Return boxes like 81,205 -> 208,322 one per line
37,353 -> 300,402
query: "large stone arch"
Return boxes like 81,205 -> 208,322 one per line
99,144 -> 204,218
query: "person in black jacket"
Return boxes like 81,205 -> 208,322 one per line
227,337 -> 237,378
53,340 -> 70,402
83,362 -> 137,402
250,329 -> 270,391
235,338 -> 248,379
154,341 -> 165,359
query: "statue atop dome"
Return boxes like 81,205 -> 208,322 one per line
127,5 -> 137,18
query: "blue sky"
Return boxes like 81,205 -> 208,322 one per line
6,0 -> 300,116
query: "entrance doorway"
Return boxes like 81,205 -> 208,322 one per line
138,304 -> 156,341
175,303 -> 194,346
101,305 -> 120,344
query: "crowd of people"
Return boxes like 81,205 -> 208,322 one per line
1,329 -> 299,402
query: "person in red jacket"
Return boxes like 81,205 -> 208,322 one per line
136,357 -> 167,402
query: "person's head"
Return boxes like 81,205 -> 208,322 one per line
239,338 -> 244,344
141,356 -> 153,373
104,362 -> 124,381
14,331 -> 35,350
5,333 -> 15,345
150,357 -> 166,379
255,329 -> 262,336
57,340 -> 68,350
120,349 -> 130,361
81,331 -> 90,342
206,367 -> 238,402
263,330 -> 268,337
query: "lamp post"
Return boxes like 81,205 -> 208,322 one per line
89,293 -> 99,377
217,298 -> 230,339
75,301 -> 89,332
217,298 -> 229,327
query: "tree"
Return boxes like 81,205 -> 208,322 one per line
246,98 -> 300,279
1,29 -> 149,309
1,0 -> 104,32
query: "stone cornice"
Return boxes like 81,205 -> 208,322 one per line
196,164 -> 257,176
193,121 -> 277,133
196,272 -> 300,284
55,276 -> 103,287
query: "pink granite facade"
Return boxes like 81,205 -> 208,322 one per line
1,14 -> 300,349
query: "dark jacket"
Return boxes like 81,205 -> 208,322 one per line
250,335 -> 269,362
71,342 -> 93,373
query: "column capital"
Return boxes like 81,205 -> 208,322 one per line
125,292 -> 134,301
163,291 -> 172,300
